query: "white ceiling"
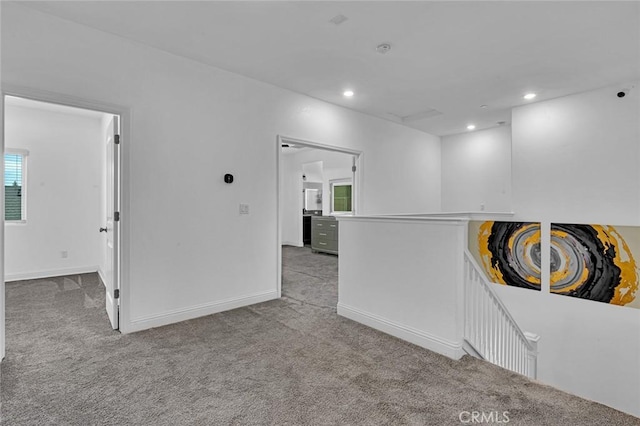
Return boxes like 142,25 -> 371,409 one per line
19,1 -> 640,136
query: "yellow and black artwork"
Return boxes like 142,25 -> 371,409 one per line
550,223 -> 639,308
468,221 -> 640,308
472,221 -> 542,291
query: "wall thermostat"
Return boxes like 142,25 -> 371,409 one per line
224,174 -> 234,184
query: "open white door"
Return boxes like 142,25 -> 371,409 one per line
103,116 -> 120,329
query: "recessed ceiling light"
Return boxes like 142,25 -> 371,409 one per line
523,93 -> 537,100
343,90 -> 354,98
467,124 -> 476,130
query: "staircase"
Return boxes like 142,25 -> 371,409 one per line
463,250 -> 540,379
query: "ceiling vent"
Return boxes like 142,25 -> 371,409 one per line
389,108 -> 443,123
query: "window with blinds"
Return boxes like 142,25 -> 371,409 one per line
5,152 -> 26,221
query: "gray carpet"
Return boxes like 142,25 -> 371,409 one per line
282,245 -> 338,309
1,247 -> 638,425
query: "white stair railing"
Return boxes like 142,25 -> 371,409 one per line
463,250 -> 539,379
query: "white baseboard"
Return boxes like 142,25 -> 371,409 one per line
337,303 -> 464,360
97,267 -> 106,287
282,241 -> 304,247
5,266 -> 99,282
127,290 -> 279,333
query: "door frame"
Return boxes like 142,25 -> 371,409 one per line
275,135 -> 363,298
0,84 -> 132,359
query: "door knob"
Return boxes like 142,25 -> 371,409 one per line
99,227 -> 108,233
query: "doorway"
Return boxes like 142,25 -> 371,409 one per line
276,136 -> 362,307
1,93 -> 124,359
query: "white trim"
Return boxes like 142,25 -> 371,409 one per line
524,331 -> 541,344
5,265 -> 99,282
382,212 -> 517,221
337,303 -> 465,360
1,84 -> 127,117
330,178 -> 352,185
97,267 -> 107,288
4,148 -> 29,156
128,290 -> 278,333
282,240 -> 304,247
276,136 -> 283,298
279,135 -> 362,156
336,215 -> 469,226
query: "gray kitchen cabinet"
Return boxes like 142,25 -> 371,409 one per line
311,216 -> 338,255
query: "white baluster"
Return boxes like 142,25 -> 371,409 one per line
515,339 -> 520,374
471,271 -> 477,346
508,323 -> 513,371
512,340 -> 520,371
507,316 -> 512,370
489,293 -> 494,362
497,302 -> 501,365
499,311 -> 507,368
467,267 -> 472,343
491,300 -> 497,364
483,287 -> 489,357
518,333 -> 523,374
512,337 -> 516,373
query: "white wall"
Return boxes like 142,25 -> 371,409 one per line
441,126 -> 512,213
4,104 -> 103,281
301,160 -> 323,183
512,84 -> 640,225
338,216 -> 466,360
1,4 -> 442,331
492,83 -> 640,417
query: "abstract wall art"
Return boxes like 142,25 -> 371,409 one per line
550,223 -> 639,309
469,221 -> 542,291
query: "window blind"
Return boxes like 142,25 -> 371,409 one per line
5,153 -> 23,221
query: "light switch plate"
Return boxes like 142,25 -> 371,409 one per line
239,203 -> 249,215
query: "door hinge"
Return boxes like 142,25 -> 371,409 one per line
114,212 -> 120,221
115,134 -> 120,145
114,289 -> 120,299
352,165 -> 357,172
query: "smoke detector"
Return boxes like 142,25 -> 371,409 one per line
376,43 -> 392,54
329,15 -> 349,25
